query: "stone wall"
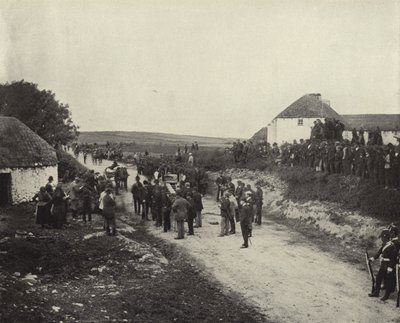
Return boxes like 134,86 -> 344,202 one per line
0,166 -> 58,204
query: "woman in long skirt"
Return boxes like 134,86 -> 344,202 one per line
33,187 -> 52,228
50,184 -> 67,229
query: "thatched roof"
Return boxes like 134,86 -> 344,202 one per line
0,116 -> 58,168
342,114 -> 400,131
251,126 -> 268,141
275,94 -> 341,119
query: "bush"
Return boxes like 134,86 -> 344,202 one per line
57,149 -> 88,181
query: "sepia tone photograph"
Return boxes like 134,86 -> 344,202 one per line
0,0 -> 399,322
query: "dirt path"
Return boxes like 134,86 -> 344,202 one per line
146,193 -> 400,323
1,155 -> 268,323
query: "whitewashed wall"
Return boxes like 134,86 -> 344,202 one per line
343,130 -> 400,145
268,118 -> 317,144
0,166 -> 58,204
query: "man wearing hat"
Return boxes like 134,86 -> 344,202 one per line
103,188 -> 117,236
171,192 -> 191,239
254,184 -> 264,225
239,191 -> 254,248
368,229 -> 398,300
69,177 -> 81,219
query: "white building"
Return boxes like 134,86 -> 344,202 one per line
267,93 -> 344,144
342,114 -> 400,145
0,117 -> 58,205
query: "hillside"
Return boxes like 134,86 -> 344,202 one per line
78,131 -> 238,147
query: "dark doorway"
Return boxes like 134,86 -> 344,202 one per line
0,173 -> 11,206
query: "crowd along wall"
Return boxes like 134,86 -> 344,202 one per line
343,130 -> 400,145
0,166 -> 58,204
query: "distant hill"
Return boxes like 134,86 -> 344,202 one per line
251,127 -> 268,142
78,131 -> 237,147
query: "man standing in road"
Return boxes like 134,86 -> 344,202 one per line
131,175 -> 142,215
218,192 -> 231,237
254,184 -> 264,225
192,187 -> 203,228
368,229 -> 398,300
240,191 -> 254,248
172,192 -> 191,239
103,188 -> 117,236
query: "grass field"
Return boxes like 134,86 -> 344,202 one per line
78,131 -> 238,147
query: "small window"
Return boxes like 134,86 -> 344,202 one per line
298,119 -> 303,126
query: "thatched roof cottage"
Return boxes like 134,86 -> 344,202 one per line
0,116 -> 58,205
267,93 -> 345,144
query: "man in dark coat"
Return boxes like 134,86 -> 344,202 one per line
185,192 -> 195,236
368,229 -> 398,300
254,184 -> 264,225
192,187 -> 203,228
161,188 -> 172,232
80,183 -> 94,223
131,175 -> 142,215
152,181 -> 163,227
239,191 -> 254,248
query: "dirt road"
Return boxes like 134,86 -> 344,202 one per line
146,193 -> 400,323
69,154 -> 400,322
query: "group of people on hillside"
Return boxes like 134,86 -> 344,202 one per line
310,118 -> 345,141
230,125 -> 400,189
216,173 -> 263,248
231,139 -> 260,164
175,142 -> 198,164
33,171 -> 118,236
279,138 -> 400,188
131,175 -> 204,238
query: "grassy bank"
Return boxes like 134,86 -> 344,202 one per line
197,148 -> 400,223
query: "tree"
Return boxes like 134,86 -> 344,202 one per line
0,80 -> 79,145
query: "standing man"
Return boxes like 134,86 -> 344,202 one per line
192,187 -> 203,228
215,171 -> 226,202
188,153 -> 194,166
103,188 -> 116,236
218,192 -> 231,237
161,187 -> 172,232
152,181 -> 163,227
228,192 -> 238,234
185,192 -> 195,236
254,184 -> 264,225
171,192 -> 191,240
131,176 -> 142,215
368,229 -> 398,300
80,183 -> 94,223
240,191 -> 254,248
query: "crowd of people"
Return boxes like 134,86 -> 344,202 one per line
279,137 -> 400,188
230,124 -> 400,189
216,173 -> 263,248
33,170 -> 118,236
130,175 -> 204,239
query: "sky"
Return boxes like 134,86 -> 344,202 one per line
0,0 -> 399,138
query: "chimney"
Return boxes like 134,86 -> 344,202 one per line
322,100 -> 330,107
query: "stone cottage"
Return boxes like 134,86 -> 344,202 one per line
0,116 -> 58,205
267,93 -> 344,144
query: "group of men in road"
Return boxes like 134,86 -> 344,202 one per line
131,175 -> 204,239
216,173 -> 264,248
